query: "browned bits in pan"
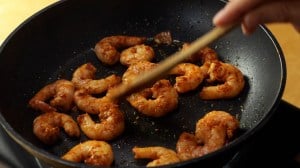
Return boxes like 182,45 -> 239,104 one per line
154,31 -> 173,45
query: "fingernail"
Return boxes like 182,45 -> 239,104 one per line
213,10 -> 225,26
242,16 -> 255,35
241,24 -> 251,36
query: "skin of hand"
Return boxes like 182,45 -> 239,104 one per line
213,0 -> 300,35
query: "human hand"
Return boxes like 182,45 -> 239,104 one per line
213,0 -> 300,35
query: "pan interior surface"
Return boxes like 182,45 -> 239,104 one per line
0,0 -> 285,167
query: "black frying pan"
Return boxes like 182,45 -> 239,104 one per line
0,0 -> 286,167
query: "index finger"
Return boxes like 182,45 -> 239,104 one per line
213,0 -> 270,26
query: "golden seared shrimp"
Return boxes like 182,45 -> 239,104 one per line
77,103 -> 125,141
74,90 -> 109,114
73,69 -> 121,114
72,63 -> 122,93
195,111 -> 239,155
126,79 -> 178,117
94,35 -> 147,65
132,146 -> 180,167
176,111 -> 239,161
182,43 -> 219,64
122,61 -> 157,85
169,63 -> 204,93
33,111 -> 80,145
29,79 -> 75,113
61,140 -> 114,166
199,61 -> 245,100
176,132 -> 203,161
120,44 -> 155,66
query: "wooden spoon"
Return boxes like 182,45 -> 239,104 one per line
108,24 -> 236,100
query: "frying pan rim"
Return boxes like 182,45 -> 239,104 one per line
0,0 -> 286,167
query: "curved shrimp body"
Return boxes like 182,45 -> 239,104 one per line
122,61 -> 157,85
199,61 -> 245,100
72,63 -> 96,87
126,79 -> 178,117
61,140 -> 114,166
29,79 -> 75,113
72,63 -> 122,93
94,35 -> 147,65
72,63 -> 122,114
77,104 -> 125,141
120,44 -> 155,66
176,132 -> 203,161
195,111 -> 239,155
198,46 -> 219,64
176,111 -> 239,161
33,111 -> 80,144
132,146 -> 180,167
169,63 -> 204,93
74,90 -> 114,114
182,43 -> 218,64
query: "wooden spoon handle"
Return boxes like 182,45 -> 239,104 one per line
108,24 -> 236,100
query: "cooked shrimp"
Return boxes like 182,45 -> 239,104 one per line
120,44 -> 155,66
73,69 -> 121,114
176,132 -> 203,161
199,61 -> 245,100
94,35 -> 147,65
72,63 -> 96,85
74,90 -> 111,114
72,63 -> 122,93
169,63 -> 204,93
126,79 -> 178,117
29,79 -> 75,112
61,140 -> 114,166
33,111 -> 80,145
77,103 -> 125,141
122,61 -> 157,85
195,111 -> 239,154
132,146 -> 180,167
176,111 -> 239,161
182,43 -> 219,64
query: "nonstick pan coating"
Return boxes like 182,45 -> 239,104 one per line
0,0 -> 286,167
